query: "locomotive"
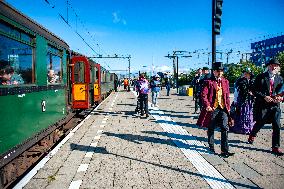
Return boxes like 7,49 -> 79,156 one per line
0,1 -> 116,187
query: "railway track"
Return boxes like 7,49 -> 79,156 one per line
0,109 -> 93,189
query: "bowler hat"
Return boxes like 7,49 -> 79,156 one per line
202,67 -> 209,70
212,62 -> 224,70
266,58 -> 280,66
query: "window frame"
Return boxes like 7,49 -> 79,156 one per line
0,19 -> 36,86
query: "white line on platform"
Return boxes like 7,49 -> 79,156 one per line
68,180 -> 82,189
97,130 -> 103,134
90,142 -> 98,147
149,107 -> 235,189
103,117 -> 108,121
109,107 -> 113,110
85,115 -> 91,120
100,125 -> 105,128
102,120 -> 106,124
94,135 -> 101,140
85,151 -> 94,158
77,164 -> 89,172
13,93 -> 114,189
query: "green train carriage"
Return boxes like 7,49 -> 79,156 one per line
0,1 -> 70,158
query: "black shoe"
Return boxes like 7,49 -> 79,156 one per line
220,152 -> 235,158
146,114 -> 149,117
272,148 -> 284,156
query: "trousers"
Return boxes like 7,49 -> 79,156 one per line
208,107 -> 229,152
250,106 -> 281,148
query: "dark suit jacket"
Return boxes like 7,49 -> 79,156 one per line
197,76 -> 231,127
253,72 -> 283,119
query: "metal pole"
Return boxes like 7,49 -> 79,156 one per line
212,0 -> 216,68
176,56 -> 179,93
227,53 -> 229,64
128,57 -> 130,91
173,57 -> 176,87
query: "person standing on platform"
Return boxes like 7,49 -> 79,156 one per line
164,75 -> 171,96
137,74 -> 150,117
123,78 -> 129,90
150,75 -> 161,107
192,68 -> 202,113
248,59 -> 284,156
199,62 -> 234,158
200,67 -> 211,86
230,68 -> 255,134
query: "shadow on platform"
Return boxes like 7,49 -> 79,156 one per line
69,144 -> 260,189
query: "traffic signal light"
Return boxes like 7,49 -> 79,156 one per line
214,0 -> 223,35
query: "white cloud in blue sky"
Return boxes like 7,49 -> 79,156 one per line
112,11 -> 127,25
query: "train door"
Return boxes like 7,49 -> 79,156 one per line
94,63 -> 101,103
71,56 -> 90,109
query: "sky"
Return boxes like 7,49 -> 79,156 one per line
4,0 -> 284,76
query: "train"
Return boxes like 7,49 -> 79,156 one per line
0,1 -> 117,187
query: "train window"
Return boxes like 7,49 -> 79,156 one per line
74,61 -> 85,83
0,21 -> 33,43
46,45 -> 62,84
0,34 -> 34,86
95,67 -> 99,83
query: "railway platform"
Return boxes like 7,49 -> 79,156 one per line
17,88 -> 284,189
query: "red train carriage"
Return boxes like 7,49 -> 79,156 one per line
71,56 -> 90,109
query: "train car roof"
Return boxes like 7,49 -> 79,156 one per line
0,1 -> 69,50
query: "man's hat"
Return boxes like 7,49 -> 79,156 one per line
212,62 -> 224,70
202,67 -> 209,70
266,58 -> 280,66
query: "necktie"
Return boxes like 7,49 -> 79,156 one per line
270,78 -> 274,96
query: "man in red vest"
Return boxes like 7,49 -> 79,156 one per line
198,62 -> 234,158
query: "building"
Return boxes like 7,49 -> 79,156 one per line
251,34 -> 284,66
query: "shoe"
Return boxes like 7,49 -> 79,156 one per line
220,152 -> 235,158
146,114 -> 149,118
272,148 -> 284,156
248,135 -> 255,144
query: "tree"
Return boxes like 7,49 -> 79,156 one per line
277,52 -> 284,78
224,61 -> 263,85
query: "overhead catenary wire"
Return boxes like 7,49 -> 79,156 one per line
43,0 -> 100,56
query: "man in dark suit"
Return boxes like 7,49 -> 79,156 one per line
200,62 -> 234,158
248,59 -> 283,156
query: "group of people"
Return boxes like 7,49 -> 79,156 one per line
192,66 -> 211,113
134,73 -> 171,117
194,59 -> 283,157
0,65 -> 24,85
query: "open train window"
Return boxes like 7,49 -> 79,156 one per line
46,45 -> 62,84
0,21 -> 35,86
74,61 -> 85,83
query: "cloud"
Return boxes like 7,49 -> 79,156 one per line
155,65 -> 172,72
112,11 -> 127,25
216,37 -> 223,46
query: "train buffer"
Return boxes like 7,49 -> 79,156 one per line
16,88 -> 284,189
